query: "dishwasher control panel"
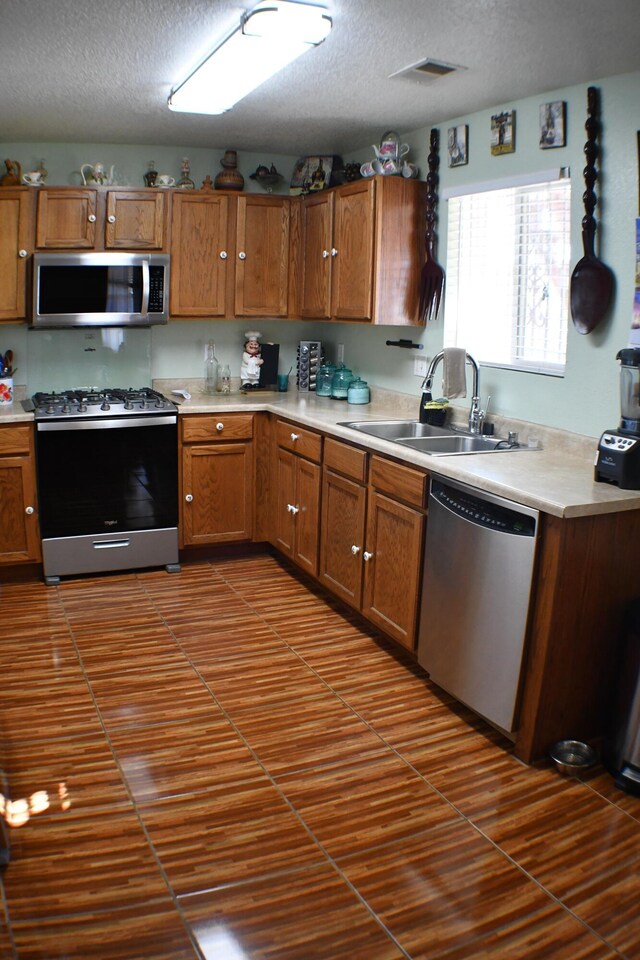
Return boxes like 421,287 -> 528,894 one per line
433,481 -> 536,536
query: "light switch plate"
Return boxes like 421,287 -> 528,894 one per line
414,356 -> 428,377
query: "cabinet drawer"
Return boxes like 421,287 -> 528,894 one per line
369,455 -> 427,508
0,425 -> 31,455
276,420 -> 322,462
324,437 -> 367,483
181,414 -> 254,443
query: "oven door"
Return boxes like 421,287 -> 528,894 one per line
35,416 -> 178,538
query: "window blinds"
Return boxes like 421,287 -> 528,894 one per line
444,178 -> 571,375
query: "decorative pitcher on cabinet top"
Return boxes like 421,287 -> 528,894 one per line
81,162 -> 115,185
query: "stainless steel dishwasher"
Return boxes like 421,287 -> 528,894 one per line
417,475 -> 539,733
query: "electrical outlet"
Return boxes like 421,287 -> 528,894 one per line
414,356 -> 428,377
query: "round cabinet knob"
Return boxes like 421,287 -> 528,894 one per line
216,422 -> 224,432
238,251 -> 246,260
18,249 -> 27,258
290,432 -> 299,442
219,251 -> 228,260
107,215 -> 116,223
25,506 -> 34,515
88,214 -> 97,223
331,247 -> 338,257
351,545 -> 360,555
185,494 -> 194,502
322,250 -> 329,259
363,551 -> 374,561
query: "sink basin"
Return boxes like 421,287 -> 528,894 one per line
338,419 -> 527,456
338,419 -> 453,440
396,435 -> 515,455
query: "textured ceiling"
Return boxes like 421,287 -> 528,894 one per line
2,0 -> 639,155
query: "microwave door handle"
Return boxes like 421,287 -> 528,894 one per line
140,259 -> 150,318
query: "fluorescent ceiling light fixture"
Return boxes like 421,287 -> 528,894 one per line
168,0 -> 332,115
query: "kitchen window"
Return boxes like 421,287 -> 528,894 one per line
443,172 -> 572,376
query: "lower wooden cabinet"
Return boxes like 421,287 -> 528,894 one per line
180,414 -> 253,546
273,420 -> 322,576
319,439 -> 426,649
0,424 -> 41,564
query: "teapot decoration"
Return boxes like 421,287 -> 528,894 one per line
0,159 -> 22,187
81,162 -> 115,186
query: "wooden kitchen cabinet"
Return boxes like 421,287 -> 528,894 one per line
274,420 -> 322,576
35,188 -> 168,250
0,424 -> 41,564
235,195 -> 290,317
300,177 -> 427,325
319,439 -> 426,648
170,192 -> 234,318
180,414 -> 253,546
0,188 -> 33,321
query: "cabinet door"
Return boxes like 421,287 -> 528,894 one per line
182,442 -> 253,545
0,456 -> 41,564
105,191 -> 166,249
0,190 -> 32,321
170,193 -> 232,317
274,447 -> 296,557
300,191 -> 333,318
235,195 -> 290,316
330,180 -> 375,320
319,468 -> 366,608
36,189 -> 97,248
362,490 -> 424,649
295,457 -> 321,577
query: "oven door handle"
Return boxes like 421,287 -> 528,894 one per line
140,258 -> 150,318
36,415 -> 177,431
93,539 -> 131,550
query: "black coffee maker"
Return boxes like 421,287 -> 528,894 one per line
595,348 -> 640,489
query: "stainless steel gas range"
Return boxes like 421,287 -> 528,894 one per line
32,387 -> 180,585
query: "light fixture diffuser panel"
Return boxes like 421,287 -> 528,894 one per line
168,0 -> 332,115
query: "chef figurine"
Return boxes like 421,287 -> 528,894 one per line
240,331 -> 264,389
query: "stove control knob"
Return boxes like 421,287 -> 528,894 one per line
46,404 -> 55,415
101,401 -> 110,411
62,403 -> 70,414
140,400 -> 147,410
78,403 -> 88,413
124,401 -> 134,410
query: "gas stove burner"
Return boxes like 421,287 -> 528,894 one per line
32,386 -> 177,420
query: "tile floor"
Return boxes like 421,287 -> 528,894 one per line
1,553 -> 639,958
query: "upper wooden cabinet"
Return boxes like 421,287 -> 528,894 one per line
35,188 -> 168,250
170,192 -> 233,318
0,188 -> 34,322
235,195 -> 290,317
300,177 -> 427,325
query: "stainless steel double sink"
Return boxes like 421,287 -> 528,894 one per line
337,419 -> 526,456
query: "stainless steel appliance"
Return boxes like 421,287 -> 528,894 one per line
605,599 -> 640,795
32,387 -> 180,585
595,348 -> 640,489
297,341 -> 322,391
31,252 -> 170,328
417,476 -> 539,733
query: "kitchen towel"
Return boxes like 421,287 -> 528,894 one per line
442,347 -> 467,398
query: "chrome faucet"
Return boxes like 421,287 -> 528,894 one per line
422,350 -> 484,433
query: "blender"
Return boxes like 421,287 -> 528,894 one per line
595,348 -> 640,489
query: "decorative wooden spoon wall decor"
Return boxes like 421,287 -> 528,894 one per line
570,86 -> 614,334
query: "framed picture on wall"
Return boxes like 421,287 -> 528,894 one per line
448,125 -> 468,166
539,101 -> 566,149
290,156 -> 335,195
490,110 -> 516,155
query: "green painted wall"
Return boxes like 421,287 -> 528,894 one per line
3,69 -> 639,435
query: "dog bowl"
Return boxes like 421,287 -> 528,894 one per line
549,740 -> 597,776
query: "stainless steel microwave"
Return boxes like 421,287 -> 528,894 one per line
31,252 -> 170,328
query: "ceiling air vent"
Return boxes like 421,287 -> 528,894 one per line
389,58 -> 465,84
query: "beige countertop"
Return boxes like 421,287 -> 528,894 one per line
6,382 -> 638,518
156,381 -> 640,519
